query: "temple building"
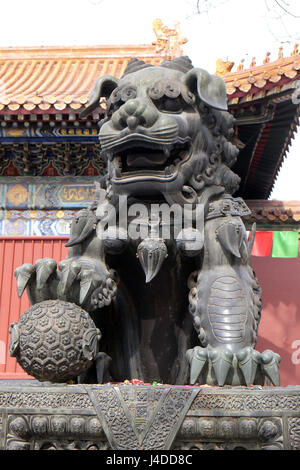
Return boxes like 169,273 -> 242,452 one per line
0,20 -> 299,385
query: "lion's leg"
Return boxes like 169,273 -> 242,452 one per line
187,215 -> 280,386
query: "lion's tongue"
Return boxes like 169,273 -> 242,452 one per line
127,152 -> 167,168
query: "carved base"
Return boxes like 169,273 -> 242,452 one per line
0,383 -> 299,450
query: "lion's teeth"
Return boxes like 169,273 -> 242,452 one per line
108,152 -> 115,161
165,166 -> 171,176
101,151 -> 113,161
163,147 -> 170,158
114,157 -> 122,176
114,156 -> 122,168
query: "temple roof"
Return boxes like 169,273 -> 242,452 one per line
245,200 -> 300,228
0,41 -> 299,114
0,45 -> 165,112
216,45 -> 300,106
217,46 -> 300,200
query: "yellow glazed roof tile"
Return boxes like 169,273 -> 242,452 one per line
0,37 -> 299,113
0,42 -> 175,113
217,45 -> 300,105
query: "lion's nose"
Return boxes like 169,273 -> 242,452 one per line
115,98 -> 158,131
124,100 -> 141,130
126,115 -> 139,130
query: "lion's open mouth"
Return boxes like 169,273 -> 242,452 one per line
111,141 -> 191,180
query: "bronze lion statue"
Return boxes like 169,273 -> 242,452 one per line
13,57 -> 280,386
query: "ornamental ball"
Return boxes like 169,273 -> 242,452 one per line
9,299 -> 101,383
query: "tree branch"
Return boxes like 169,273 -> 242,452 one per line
273,0 -> 300,18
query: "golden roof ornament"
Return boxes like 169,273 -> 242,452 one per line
237,59 -> 245,72
250,57 -> 256,68
215,58 -> 234,77
291,43 -> 299,56
263,52 -> 271,64
278,46 -> 284,60
152,18 -> 187,58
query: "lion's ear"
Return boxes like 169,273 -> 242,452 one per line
184,68 -> 228,111
80,75 -> 119,118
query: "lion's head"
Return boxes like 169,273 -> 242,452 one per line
81,57 -> 240,205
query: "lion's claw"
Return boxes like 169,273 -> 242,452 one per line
209,349 -> 234,386
236,346 -> 261,386
186,346 -> 208,385
15,263 -> 35,298
14,258 -> 58,304
260,349 -> 281,386
57,261 -> 80,298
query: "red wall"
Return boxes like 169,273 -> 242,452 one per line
0,237 -> 68,379
0,237 -> 299,386
253,251 -> 300,386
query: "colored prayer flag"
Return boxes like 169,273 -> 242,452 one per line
272,231 -> 299,258
251,231 -> 273,257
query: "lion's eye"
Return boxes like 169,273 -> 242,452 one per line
120,85 -> 137,101
106,84 -> 137,115
110,84 -> 137,104
149,80 -> 187,113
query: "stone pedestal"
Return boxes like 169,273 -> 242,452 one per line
0,383 -> 299,450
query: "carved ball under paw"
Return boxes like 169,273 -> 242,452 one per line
9,299 -> 101,383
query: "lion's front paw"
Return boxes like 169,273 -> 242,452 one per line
186,346 -> 281,386
57,257 -> 118,311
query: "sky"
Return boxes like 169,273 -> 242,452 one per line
0,0 -> 300,199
